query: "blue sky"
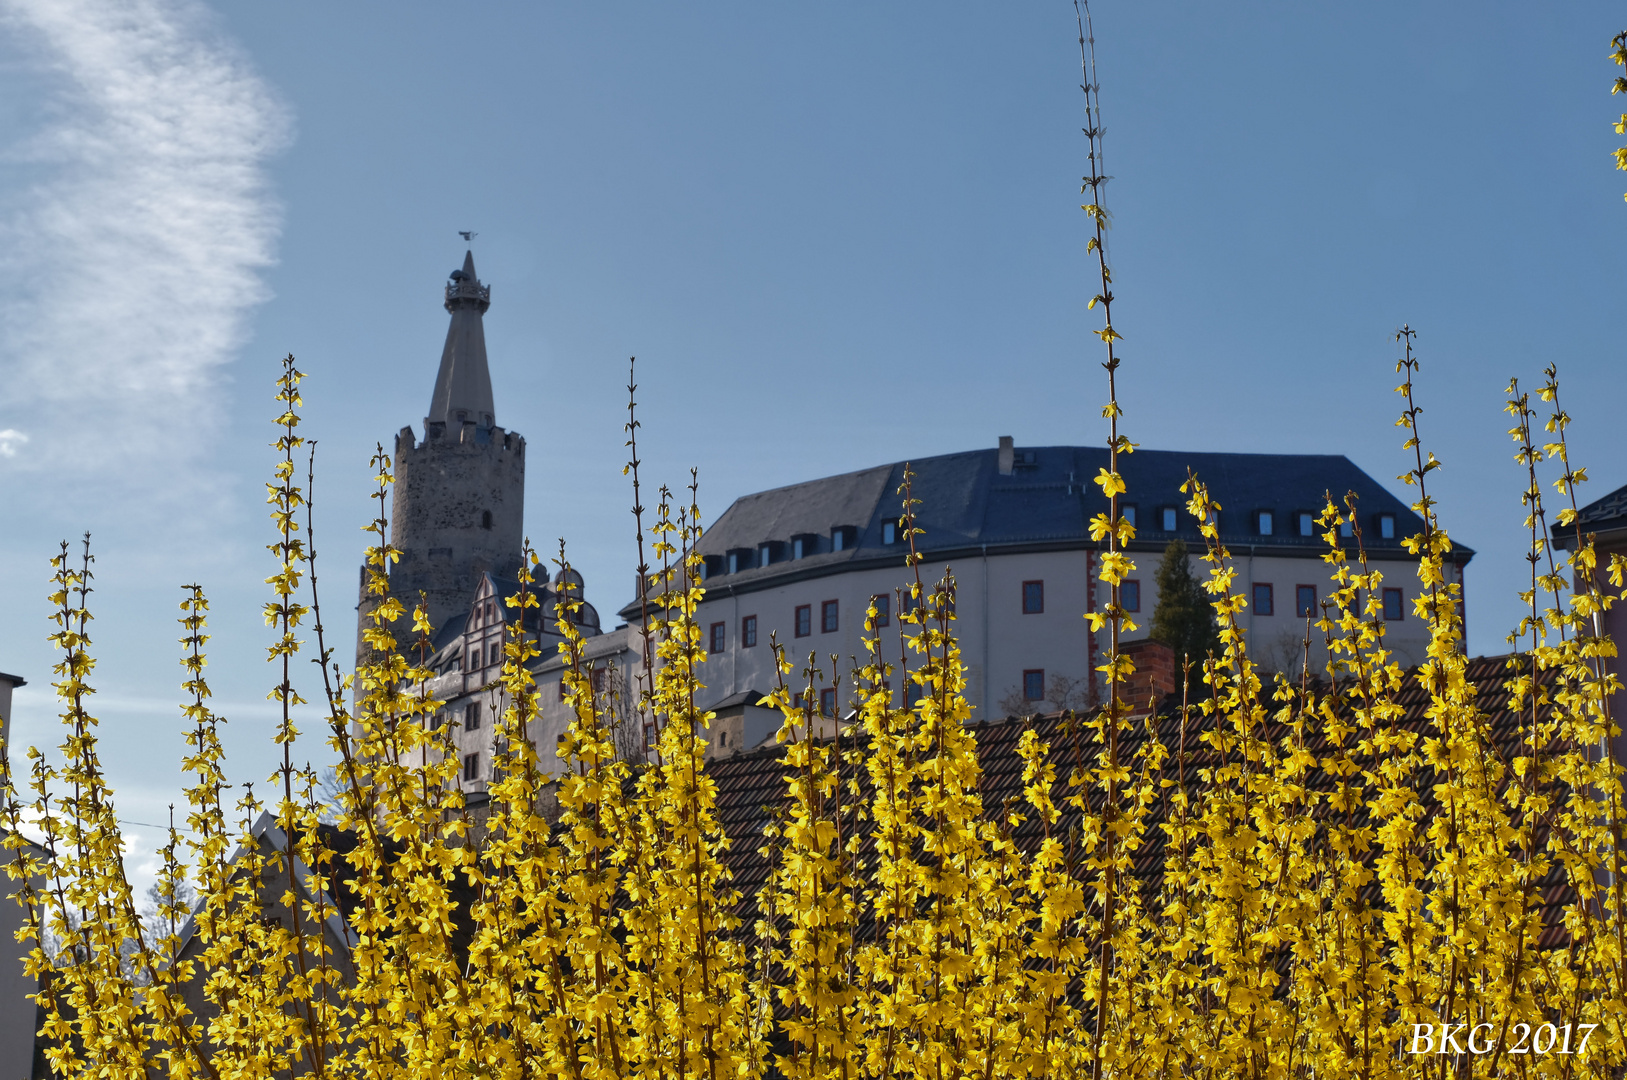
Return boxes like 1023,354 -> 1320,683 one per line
1,1 -> 1623,885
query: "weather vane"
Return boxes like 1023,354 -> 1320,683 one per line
459,230 -> 477,242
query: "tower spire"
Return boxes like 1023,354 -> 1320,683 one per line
427,250 -> 495,431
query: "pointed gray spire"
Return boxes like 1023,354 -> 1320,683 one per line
427,250 -> 495,430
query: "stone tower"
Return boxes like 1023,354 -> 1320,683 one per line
358,252 -> 526,660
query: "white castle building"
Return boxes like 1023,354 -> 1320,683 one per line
368,255 -> 1475,797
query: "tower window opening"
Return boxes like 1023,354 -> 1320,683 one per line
481,510 -> 493,530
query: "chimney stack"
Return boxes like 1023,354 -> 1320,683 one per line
998,435 -> 1014,476
1119,639 -> 1176,715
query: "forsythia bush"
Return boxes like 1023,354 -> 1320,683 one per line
2,24 -> 1626,1080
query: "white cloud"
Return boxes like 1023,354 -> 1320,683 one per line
0,0 -> 288,476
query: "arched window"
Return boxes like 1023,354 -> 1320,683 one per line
481,510 -> 493,529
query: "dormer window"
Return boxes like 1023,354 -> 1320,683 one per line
758,540 -> 783,567
792,533 -> 818,559
1257,510 -> 1274,536
882,519 -> 897,545
1297,511 -> 1314,537
1121,504 -> 1137,529
1160,506 -> 1177,531
726,548 -> 755,574
1379,513 -> 1396,540
702,555 -> 724,579
831,525 -> 857,551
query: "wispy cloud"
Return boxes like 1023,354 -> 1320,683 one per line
0,0 -> 288,478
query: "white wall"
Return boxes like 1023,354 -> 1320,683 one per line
689,547 -> 1441,721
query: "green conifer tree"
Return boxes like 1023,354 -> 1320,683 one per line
1148,539 -> 1219,694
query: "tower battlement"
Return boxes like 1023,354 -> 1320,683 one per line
399,423 -> 527,454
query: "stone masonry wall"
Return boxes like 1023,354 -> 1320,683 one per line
356,421 -> 526,668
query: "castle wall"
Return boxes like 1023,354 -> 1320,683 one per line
386,421 -> 525,638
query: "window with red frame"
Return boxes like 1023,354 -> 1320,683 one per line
871,594 -> 890,627
820,687 -> 836,717
1023,669 -> 1045,701
1022,580 -> 1044,614
1252,583 -> 1274,616
1296,584 -> 1317,618
1122,579 -> 1140,613
795,605 -> 811,638
1383,587 -> 1404,621
822,600 -> 839,633
742,614 -> 757,647
709,621 -> 726,654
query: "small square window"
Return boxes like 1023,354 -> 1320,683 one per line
462,753 -> 479,782
1161,506 -> 1177,531
795,605 -> 812,638
465,702 -> 480,731
1023,669 -> 1045,702
1379,514 -> 1396,540
871,595 -> 890,628
1296,584 -> 1317,618
1022,580 -> 1044,615
1122,579 -> 1140,613
882,520 -> 897,545
1121,504 -> 1137,528
1298,512 -> 1314,537
820,687 -> 836,717
1257,511 -> 1274,537
821,600 -> 839,633
709,621 -> 726,654
742,615 -> 757,648
1383,587 -> 1404,621
1252,583 -> 1274,616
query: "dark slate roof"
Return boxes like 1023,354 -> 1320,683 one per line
627,444 -> 1473,614
1553,481 -> 1627,548
708,652 -> 1571,959
712,689 -> 767,710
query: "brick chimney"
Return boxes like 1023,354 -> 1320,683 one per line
1118,639 -> 1176,715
